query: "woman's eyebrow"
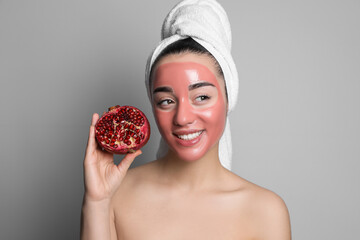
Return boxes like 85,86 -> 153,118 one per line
189,82 -> 215,91
153,86 -> 173,94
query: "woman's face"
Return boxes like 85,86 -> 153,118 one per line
151,52 -> 227,162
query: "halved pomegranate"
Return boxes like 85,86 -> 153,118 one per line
95,105 -> 150,154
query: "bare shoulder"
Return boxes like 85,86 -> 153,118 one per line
226,171 -> 292,239
112,160 -> 158,202
123,160 -> 157,184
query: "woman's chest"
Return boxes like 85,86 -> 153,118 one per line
114,191 -> 257,240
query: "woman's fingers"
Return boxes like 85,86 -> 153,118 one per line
85,112 -> 142,176
117,150 -> 142,174
86,113 -> 99,156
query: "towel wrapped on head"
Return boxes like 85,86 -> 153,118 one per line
145,0 -> 239,170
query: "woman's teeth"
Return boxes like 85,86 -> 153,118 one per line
176,131 -> 203,140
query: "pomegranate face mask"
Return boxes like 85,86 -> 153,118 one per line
151,61 -> 227,162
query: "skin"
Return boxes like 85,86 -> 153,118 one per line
151,60 -> 227,162
81,52 -> 291,240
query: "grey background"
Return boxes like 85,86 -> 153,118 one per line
0,0 -> 359,239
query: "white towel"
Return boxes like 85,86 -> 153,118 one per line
145,0 -> 239,170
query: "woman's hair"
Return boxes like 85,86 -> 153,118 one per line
150,37 -> 227,100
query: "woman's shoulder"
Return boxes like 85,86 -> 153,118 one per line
227,170 -> 288,212
113,160 -> 159,197
226,171 -> 291,238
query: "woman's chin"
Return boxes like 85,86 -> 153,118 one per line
171,147 -> 208,162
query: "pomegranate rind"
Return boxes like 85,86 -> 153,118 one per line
95,105 -> 150,154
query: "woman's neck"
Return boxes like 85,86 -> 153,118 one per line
156,144 -> 225,192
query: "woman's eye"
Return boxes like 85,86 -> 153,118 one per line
157,99 -> 174,106
195,95 -> 210,102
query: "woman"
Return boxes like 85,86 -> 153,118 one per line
81,1 -> 291,239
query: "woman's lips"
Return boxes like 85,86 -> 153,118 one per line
173,130 -> 204,147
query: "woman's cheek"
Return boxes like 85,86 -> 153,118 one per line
154,109 -> 173,135
198,102 -> 227,138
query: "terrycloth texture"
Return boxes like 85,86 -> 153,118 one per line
145,0 -> 239,170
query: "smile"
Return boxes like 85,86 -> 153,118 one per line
174,130 -> 204,141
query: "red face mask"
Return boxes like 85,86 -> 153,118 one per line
152,60 -> 227,162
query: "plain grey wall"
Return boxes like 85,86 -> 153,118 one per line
1,0 -> 359,239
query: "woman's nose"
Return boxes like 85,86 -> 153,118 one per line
173,98 -> 195,126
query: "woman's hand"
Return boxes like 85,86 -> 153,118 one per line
83,113 -> 142,203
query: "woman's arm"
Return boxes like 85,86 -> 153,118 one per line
80,113 -> 141,240
81,198 -> 113,240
